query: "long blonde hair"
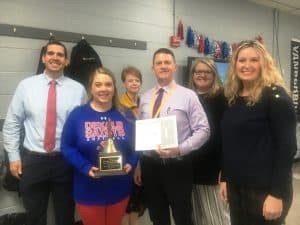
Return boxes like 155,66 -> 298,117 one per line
189,58 -> 223,97
88,67 -> 122,111
225,40 -> 288,106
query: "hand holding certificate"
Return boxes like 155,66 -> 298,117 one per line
135,115 -> 178,151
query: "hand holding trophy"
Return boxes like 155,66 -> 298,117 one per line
95,120 -> 127,178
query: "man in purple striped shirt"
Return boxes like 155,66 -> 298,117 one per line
134,48 -> 210,225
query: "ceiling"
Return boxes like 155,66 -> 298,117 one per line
248,0 -> 300,16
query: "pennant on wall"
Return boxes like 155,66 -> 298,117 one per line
291,39 -> 300,119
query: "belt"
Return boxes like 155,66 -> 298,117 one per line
24,148 -> 62,157
142,154 -> 188,165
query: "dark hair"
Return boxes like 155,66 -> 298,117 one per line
121,66 -> 143,83
152,48 -> 176,64
42,41 -> 68,58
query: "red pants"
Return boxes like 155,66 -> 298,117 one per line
76,197 -> 129,225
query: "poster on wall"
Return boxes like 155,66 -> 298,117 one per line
291,39 -> 300,120
291,39 -> 300,160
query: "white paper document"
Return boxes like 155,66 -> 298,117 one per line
135,115 -> 178,151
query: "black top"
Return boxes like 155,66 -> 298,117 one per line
192,91 -> 227,185
221,85 -> 297,199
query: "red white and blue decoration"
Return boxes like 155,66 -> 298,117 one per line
170,19 -> 264,62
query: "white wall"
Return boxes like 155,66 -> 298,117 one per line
0,0 -> 300,119
0,0 -> 300,221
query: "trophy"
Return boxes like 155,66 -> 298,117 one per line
95,120 -> 126,177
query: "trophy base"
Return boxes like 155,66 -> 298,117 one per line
95,152 -> 126,178
94,169 -> 127,178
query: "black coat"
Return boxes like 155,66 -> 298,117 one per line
65,39 -> 102,89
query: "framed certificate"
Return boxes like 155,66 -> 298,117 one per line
135,115 -> 178,151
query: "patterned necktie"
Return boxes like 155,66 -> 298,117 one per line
44,80 -> 56,152
152,88 -> 164,118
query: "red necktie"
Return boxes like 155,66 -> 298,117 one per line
44,80 -> 56,152
152,88 -> 164,118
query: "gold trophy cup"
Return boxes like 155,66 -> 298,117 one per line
95,120 -> 126,177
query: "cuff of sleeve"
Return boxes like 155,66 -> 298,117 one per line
270,175 -> 293,199
8,152 -> 21,162
82,164 -> 92,176
220,170 -> 227,182
270,186 -> 286,199
178,145 -> 190,156
127,155 -> 139,170
220,177 -> 226,182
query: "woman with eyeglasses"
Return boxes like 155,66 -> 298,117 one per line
189,58 -> 230,225
219,40 -> 296,225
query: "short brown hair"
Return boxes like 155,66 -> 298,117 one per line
121,66 -> 142,83
152,48 -> 176,64
43,40 -> 68,58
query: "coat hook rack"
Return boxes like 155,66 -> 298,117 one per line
0,23 -> 147,50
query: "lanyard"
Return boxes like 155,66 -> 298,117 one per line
151,83 -> 176,118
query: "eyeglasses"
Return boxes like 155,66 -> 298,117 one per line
193,70 -> 212,76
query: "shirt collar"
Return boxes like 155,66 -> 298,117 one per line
154,80 -> 176,93
43,73 -> 65,86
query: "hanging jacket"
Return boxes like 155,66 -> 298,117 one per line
65,39 -> 102,89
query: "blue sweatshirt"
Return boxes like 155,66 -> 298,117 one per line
61,104 -> 139,205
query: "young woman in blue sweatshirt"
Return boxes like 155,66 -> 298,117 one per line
61,67 -> 139,225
